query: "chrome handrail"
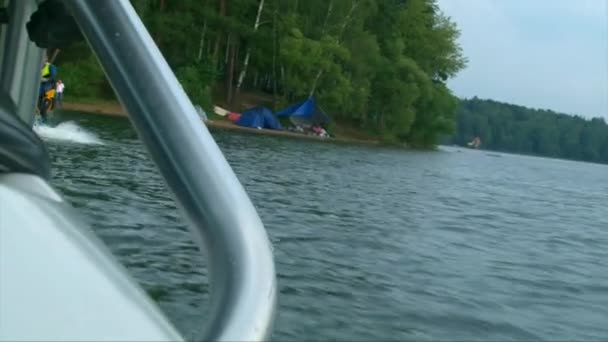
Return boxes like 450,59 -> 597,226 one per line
61,1 -> 277,341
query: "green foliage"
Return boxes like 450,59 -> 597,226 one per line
449,97 -> 608,164
59,0 -> 468,145
57,55 -> 108,100
175,62 -> 217,113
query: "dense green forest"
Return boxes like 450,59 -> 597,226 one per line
57,0 -> 467,146
447,97 -> 608,164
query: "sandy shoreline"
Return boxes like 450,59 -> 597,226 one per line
61,101 -> 381,146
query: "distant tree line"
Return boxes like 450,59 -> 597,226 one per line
447,97 -> 608,164
56,0 -> 467,146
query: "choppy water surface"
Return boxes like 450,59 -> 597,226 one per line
44,113 -> 608,341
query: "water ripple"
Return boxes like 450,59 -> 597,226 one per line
46,115 -> 608,341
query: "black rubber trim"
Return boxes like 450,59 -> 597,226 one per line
26,0 -> 82,49
0,93 -> 51,179
0,7 -> 8,24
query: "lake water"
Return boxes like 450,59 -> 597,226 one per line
42,112 -> 608,341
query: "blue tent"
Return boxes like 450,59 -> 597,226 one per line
236,106 -> 282,130
276,97 -> 330,127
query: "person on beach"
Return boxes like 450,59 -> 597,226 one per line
55,80 -> 64,107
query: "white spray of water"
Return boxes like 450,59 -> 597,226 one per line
34,121 -> 104,145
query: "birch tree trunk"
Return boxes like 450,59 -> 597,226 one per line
197,20 -> 207,62
212,0 -> 226,68
308,0 -> 334,98
309,0 -> 360,98
233,0 -> 265,104
271,2 -> 278,107
226,36 -> 237,104
155,0 -> 166,47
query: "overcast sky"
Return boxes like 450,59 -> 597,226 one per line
436,0 -> 608,119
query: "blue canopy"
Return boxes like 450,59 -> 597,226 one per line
236,106 -> 282,130
276,97 -> 330,127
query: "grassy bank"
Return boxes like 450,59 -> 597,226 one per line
60,99 -> 383,146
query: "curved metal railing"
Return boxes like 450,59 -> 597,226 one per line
57,1 -> 277,340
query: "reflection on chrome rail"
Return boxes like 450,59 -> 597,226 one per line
0,0 -> 276,341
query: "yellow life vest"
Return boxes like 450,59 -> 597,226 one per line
41,62 -> 50,78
